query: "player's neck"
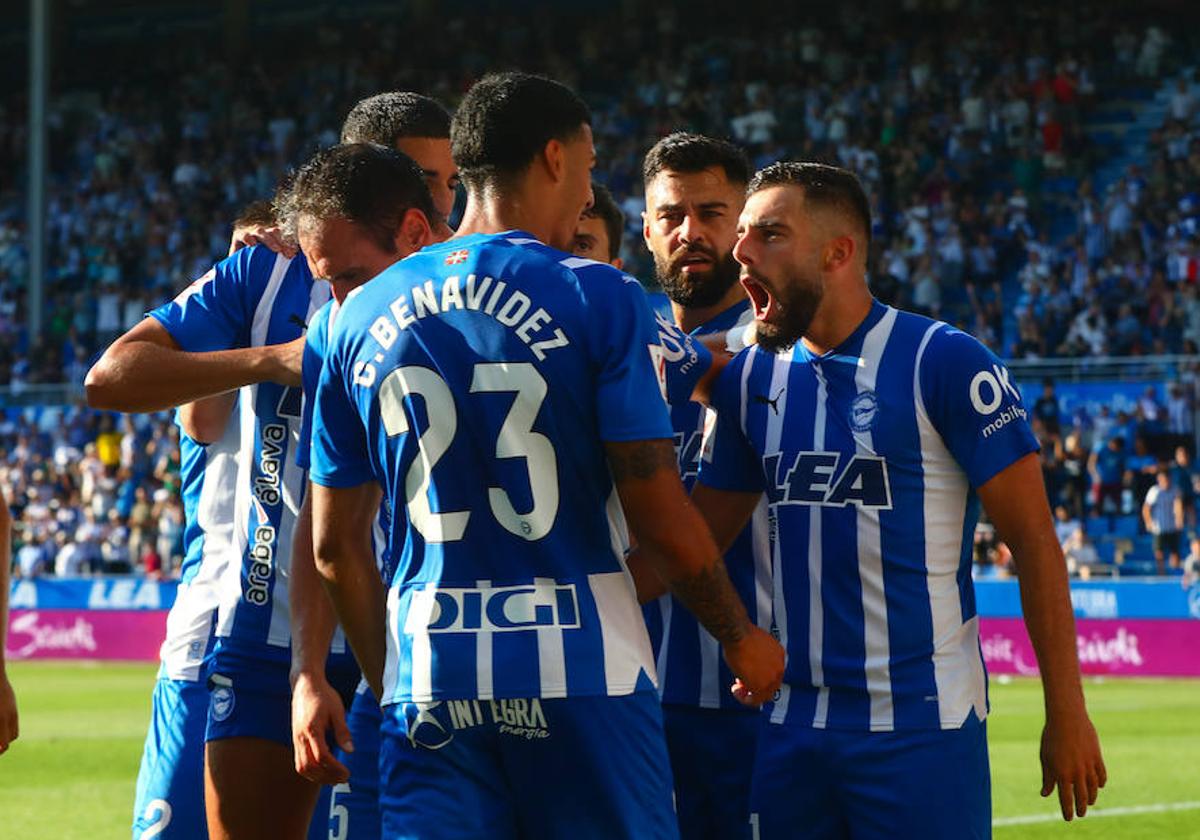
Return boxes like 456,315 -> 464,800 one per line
673,284 -> 747,334
454,190 -> 559,248
801,277 -> 874,357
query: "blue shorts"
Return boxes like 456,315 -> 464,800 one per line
132,676 -> 209,840
379,691 -> 678,840
316,683 -> 382,840
749,712 -> 991,840
204,646 -> 360,747
663,704 -> 759,840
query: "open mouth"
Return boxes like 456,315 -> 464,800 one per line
675,251 -> 713,273
740,273 -> 775,321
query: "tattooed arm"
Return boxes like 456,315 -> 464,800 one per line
605,439 -> 784,704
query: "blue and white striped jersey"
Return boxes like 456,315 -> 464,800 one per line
698,301 -> 1039,731
149,246 -> 343,665
298,298 -> 392,582
157,422 -> 239,681
310,231 -> 708,706
642,300 -> 773,711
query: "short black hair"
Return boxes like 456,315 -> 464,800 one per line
451,72 -> 591,192
581,182 -> 624,261
747,161 -> 872,248
340,92 -> 451,145
642,132 -> 750,189
277,143 -> 437,252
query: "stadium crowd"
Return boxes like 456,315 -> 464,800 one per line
1,2 -> 1199,582
1,3 -> 1198,382
0,407 -> 186,579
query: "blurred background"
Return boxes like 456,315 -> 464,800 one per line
0,1 -> 1198,837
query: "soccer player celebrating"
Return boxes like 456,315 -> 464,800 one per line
689,162 -> 1105,837
85,131 -> 444,840
284,142 -> 443,840
635,132 -> 769,840
307,72 -> 784,840
0,486 -> 18,757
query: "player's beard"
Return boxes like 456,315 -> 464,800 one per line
744,265 -> 825,354
655,244 -> 741,309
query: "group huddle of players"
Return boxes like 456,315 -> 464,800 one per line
86,72 -> 1106,840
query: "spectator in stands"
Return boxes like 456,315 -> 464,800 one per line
1142,468 -> 1185,573
1034,380 -> 1062,436
1183,535 -> 1200,589
1171,446 -> 1199,528
1063,526 -> 1103,580
1090,435 -> 1127,515
1058,432 -> 1091,518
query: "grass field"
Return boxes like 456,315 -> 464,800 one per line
0,663 -> 1197,839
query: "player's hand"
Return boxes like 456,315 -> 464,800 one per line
1039,710 -> 1106,820
0,673 -> 18,755
722,625 -> 785,708
229,224 -> 297,259
266,337 -> 305,387
291,672 -> 352,785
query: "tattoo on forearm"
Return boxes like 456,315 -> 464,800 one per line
670,559 -> 749,645
607,440 -> 678,481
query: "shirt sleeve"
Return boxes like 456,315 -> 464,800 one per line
296,302 -> 333,470
645,294 -> 714,406
590,275 -> 676,442
696,352 -> 766,493
309,326 -> 375,489
920,327 -> 1040,488
146,247 -> 268,351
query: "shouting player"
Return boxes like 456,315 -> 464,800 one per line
307,72 -> 784,840
691,162 -> 1106,837
638,132 -> 767,840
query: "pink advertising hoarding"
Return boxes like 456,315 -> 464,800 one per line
4,609 -> 167,661
980,617 -> 1200,677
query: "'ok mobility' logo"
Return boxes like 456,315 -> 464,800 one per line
970,363 -> 1027,438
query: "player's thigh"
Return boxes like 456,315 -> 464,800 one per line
205,737 -> 321,840
749,721 -> 847,840
203,654 -> 320,840
834,715 -> 991,840
507,692 -> 679,840
378,702 -> 515,840
133,677 -> 209,840
663,705 -> 758,840
323,690 -> 383,840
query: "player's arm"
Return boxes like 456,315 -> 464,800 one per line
85,318 -> 301,412
178,392 -> 238,445
979,453 -> 1106,821
1141,493 -> 1154,532
627,482 -> 760,604
606,439 -> 783,705
311,481 -> 386,699
290,487 -> 355,784
0,488 -> 19,754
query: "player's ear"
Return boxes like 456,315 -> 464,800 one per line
611,256 -> 624,271
396,208 -> 433,254
823,234 -> 856,272
542,138 -> 566,184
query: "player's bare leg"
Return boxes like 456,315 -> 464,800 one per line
205,738 -> 321,840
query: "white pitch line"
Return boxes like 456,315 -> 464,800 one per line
994,800 -> 1200,827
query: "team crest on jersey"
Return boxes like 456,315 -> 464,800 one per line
210,685 -> 235,722
444,249 -> 470,265
849,391 -> 878,432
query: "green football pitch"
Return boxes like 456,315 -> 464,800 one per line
0,663 -> 1197,839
